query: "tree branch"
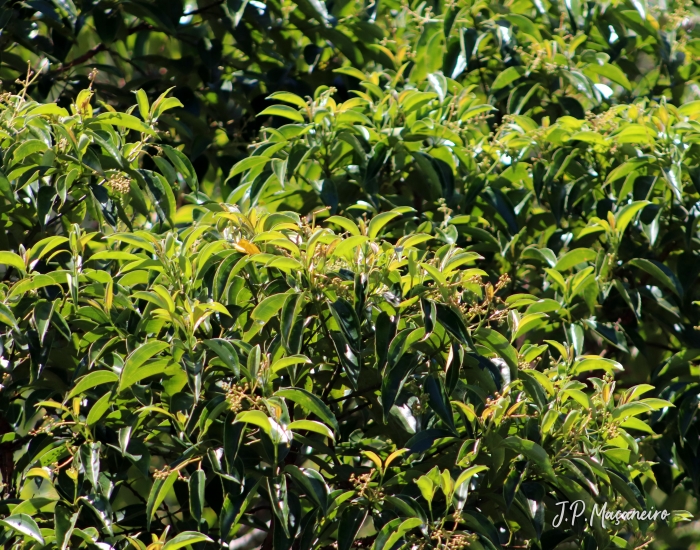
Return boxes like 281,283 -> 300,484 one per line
56,44 -> 107,73
54,23 -> 153,74
183,0 -> 225,16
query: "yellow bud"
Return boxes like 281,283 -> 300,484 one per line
607,210 -> 616,231
234,239 -> 261,255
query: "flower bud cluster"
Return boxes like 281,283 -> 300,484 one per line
107,173 -> 132,194
224,382 -> 262,413
349,470 -> 374,498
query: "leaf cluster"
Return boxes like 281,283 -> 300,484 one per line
0,191 -> 683,549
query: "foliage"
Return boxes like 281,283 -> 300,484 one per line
234,71 -> 700,524
3,0 -> 700,548
0,73 -> 187,251
0,196 -> 686,549
4,0 -> 700,184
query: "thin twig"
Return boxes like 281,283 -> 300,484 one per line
183,0 -> 225,16
336,401 -> 370,420
55,44 -> 108,73
53,23 -> 153,74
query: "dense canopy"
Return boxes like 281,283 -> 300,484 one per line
1,1 -> 700,549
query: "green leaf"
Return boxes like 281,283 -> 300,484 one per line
382,353 -> 418,420
502,436 -> 556,482
332,235 -> 368,259
28,103 -> 69,117
251,292 -> 289,323
619,417 -> 655,434
231,478 -> 263,529
628,258 -> 683,298
491,66 -> 524,90
474,327 -> 519,376
89,251 -> 143,262
0,303 -> 18,330
189,469 -> 206,525
572,356 -> 623,375
229,156 -> 270,178
234,410 -> 273,436
368,210 -> 401,239
435,303 -> 473,348
586,63 -> 632,90
258,105 -> 305,122
615,124 -> 656,144
13,140 -> 48,162
296,0 -> 332,24
554,248 -> 597,271
267,91 -> 307,108
162,145 -> 197,190
33,299 -> 54,344
513,312 -> 548,340
334,66 -> 367,80
607,470 -> 645,510
281,293 -> 303,355
54,503 -> 79,550
338,507 -> 367,550
375,310 -> 396,370
12,498 -> 55,516
569,131 -> 609,145
0,251 -> 26,273
562,389 -> 591,409
425,374 -> 456,433
410,151 -> 443,200
79,442 -> 101,487
288,419 -> 334,439
135,89 -> 150,121
330,298 -> 361,349
614,200 -> 649,235
285,465 -> 329,512
203,339 -> 240,376
94,112 -> 156,135
379,518 -> 422,550
146,471 -> 178,530
271,355 -> 311,373
8,274 -> 61,299
250,254 -> 303,273
613,398 -> 673,420
152,88 -> 183,119
118,341 -> 170,392
87,392 -> 112,425
460,104 -> 498,121
139,170 -> 176,227
326,215 -> 361,236
455,465 -> 489,490
275,387 -> 339,432
66,370 -> 119,400
162,532 -> 214,550
28,236 -> 69,264
0,514 -> 45,543
266,475 -> 290,536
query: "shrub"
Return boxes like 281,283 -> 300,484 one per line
0,197 -> 684,549
235,81 -> 700,514
4,0 -> 700,180
2,1 -> 700,547
0,79 -> 189,249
